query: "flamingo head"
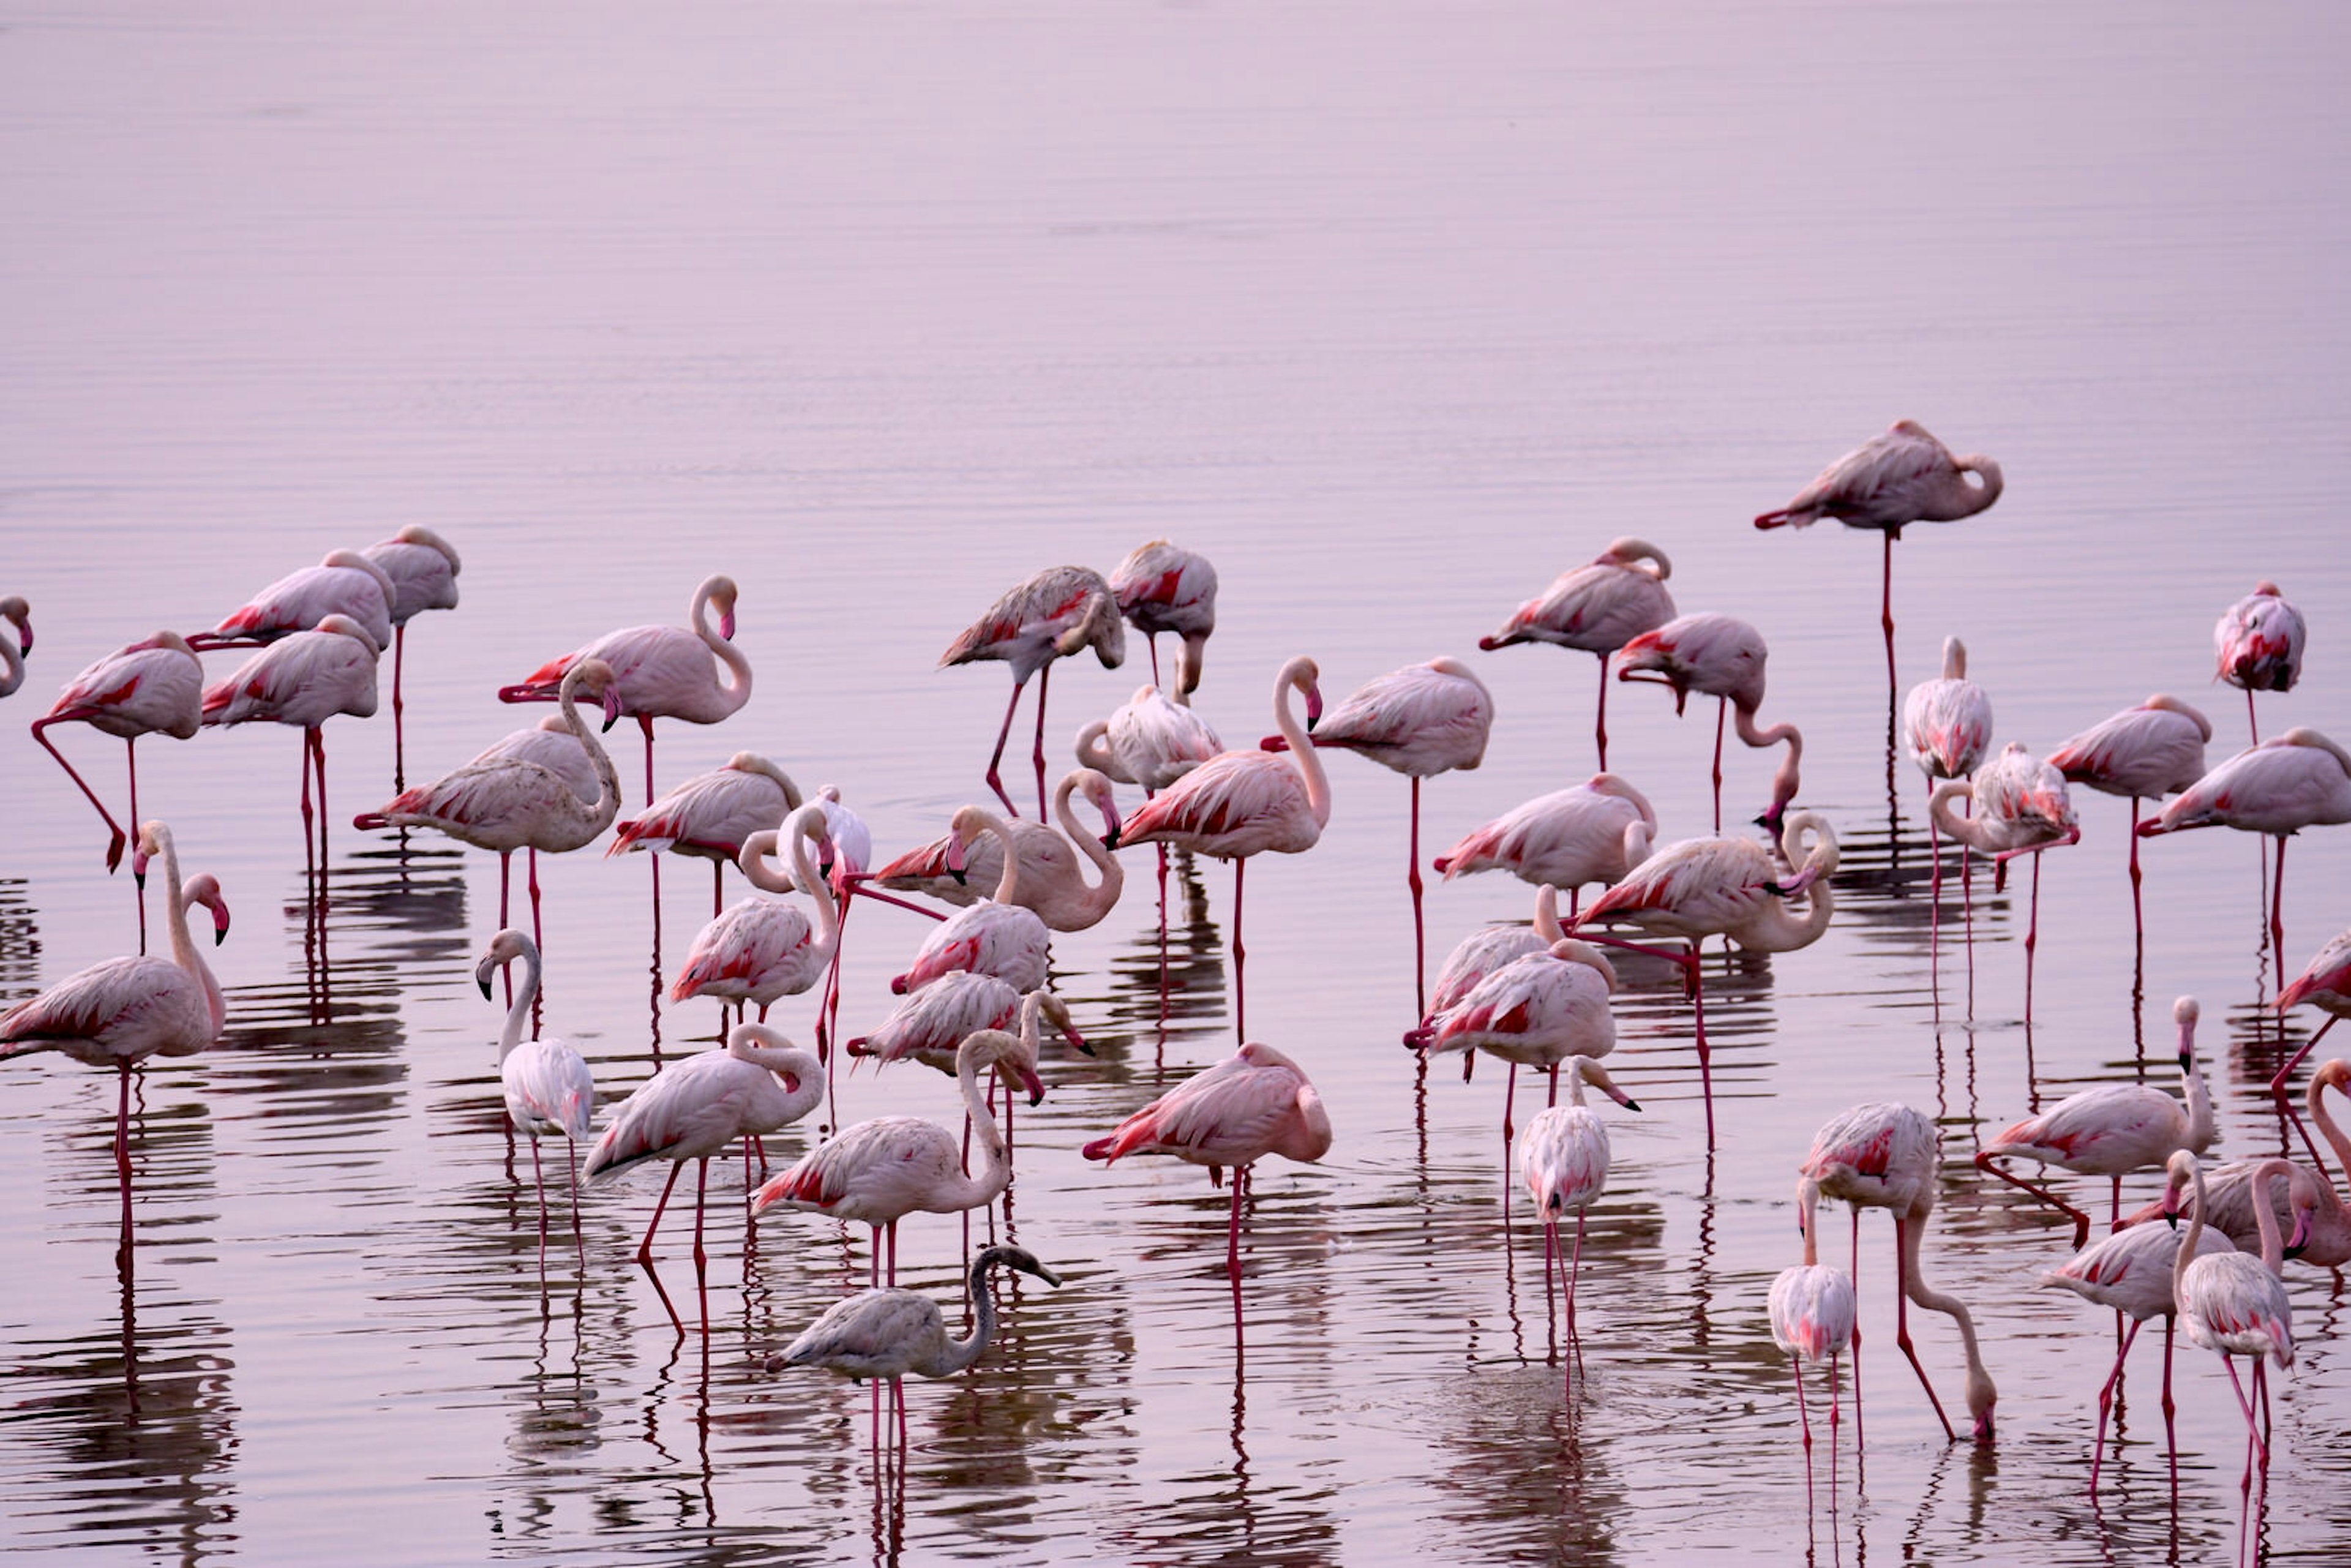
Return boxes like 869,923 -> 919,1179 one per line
0,596 -> 29,653
183,873 -> 231,946
473,928 -> 533,998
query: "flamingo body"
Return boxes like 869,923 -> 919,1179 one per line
1425,940 -> 1618,1073
611,752 -> 801,862
42,633 -> 203,743
1434,776 -> 1655,893
1902,637 -> 1993,781
1753,420 -> 2004,533
200,550 -> 396,650
2048,695 -> 2212,801
779,1245 -> 1063,1382
1076,685 -> 1223,791
1479,539 -> 1675,656
2214,581 -> 2306,696
1119,656 -> 1330,861
1108,541 -> 1216,694
1083,1041 -> 1332,1173
583,1029 -> 822,1177
200,615 -> 381,730
1770,1265 -> 1857,1365
2140,728 -> 2351,838
362,527 -> 462,626
1305,657 -> 1494,779
875,771 -> 1123,931
500,574 -> 749,728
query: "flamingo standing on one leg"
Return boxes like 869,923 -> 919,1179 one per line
1800,1101 -> 1998,1444
474,929 -> 596,1274
2048,695 -> 2211,958
361,526 -> 461,789
200,613 -> 382,872
1432,775 -> 1656,918
1477,538 -> 1674,771
1615,613 -> 1805,832
1269,657 -> 1493,1013
0,597 -> 29,697
672,801 -> 839,1030
582,1023 -> 822,1335
2164,1152 -> 2296,1532
888,806 -> 1053,996
940,565 -> 1125,820
187,548 -> 396,653
1077,685 -> 1223,961
2214,581 -> 2306,745
1930,744 -> 2079,1024
1770,1176 -> 1857,1460
1753,420 -> 2004,691
1518,1055 -> 1638,1387
1902,636 -> 1993,948
610,752 -> 803,918
1974,996 -> 2215,1246
1117,656 -> 1330,1041
1108,540 -> 1216,697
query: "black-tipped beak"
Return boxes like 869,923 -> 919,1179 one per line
948,866 -> 967,887
1103,825 -> 1120,850
214,923 -> 229,947
478,977 -> 495,1001
2163,1209 -> 2180,1231
1622,1097 -> 1642,1112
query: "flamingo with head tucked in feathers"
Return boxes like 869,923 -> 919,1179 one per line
361,526 -> 461,787
671,801 -> 840,1029
1108,541 -> 1216,698
1076,684 -> 1223,792
1771,1176 -> 1858,1460
1931,743 -> 2079,1022
1616,612 -> 1804,831
1416,938 -> 1621,1168
1902,636 -> 1995,930
888,806 -> 1052,996
2215,581 -> 2306,743
1433,775 -> 1655,917
940,565 -> 1125,821
1477,538 -> 1673,771
611,752 -> 803,917
2049,695 -> 2211,948
474,929 -> 596,1272
1411,884 -> 1567,1053
1519,1055 -> 1638,1386
201,613 -> 383,871
189,549 -> 396,653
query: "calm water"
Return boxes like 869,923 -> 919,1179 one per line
6,2 -> 2351,1562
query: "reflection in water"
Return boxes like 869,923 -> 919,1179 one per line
0,877 -> 42,1001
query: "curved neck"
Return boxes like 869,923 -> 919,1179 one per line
2308,1073 -> 2351,1191
498,946 -> 541,1063
936,1251 -> 1003,1374
1797,1176 -> 1823,1267
1074,721 -> 1116,776
2173,1161 -> 2210,1302
968,809 -> 1022,905
1899,1213 -> 1994,1432
2248,1163 -> 2290,1275
955,1036 -> 1016,1202
1929,779 -> 1984,850
2178,1017 -> 2214,1149
1533,883 -> 1564,944
692,582 -> 753,708
726,1026 -> 825,1122
1734,706 -> 1804,816
786,809 -> 841,959
0,628 -> 20,697
1052,775 -> 1122,915
154,834 -> 220,1033
1270,659 -> 1331,828
1957,456 -> 2004,515
557,670 -> 623,828
1741,876 -> 1833,953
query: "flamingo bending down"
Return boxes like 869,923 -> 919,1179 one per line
2214,581 -> 2306,743
1268,656 -> 1493,1014
611,752 -> 803,917
1573,812 -> 1839,1139
189,548 -> 396,653
361,527 -> 461,786
353,658 -> 621,943
1974,996 -> 2214,1246
1410,883 -> 1567,1051
1,822 -> 227,1252
475,929 -> 596,1272
201,613 -> 382,871
1519,1056 -> 1638,1385
2163,1152 -> 2295,1495
0,596 -> 28,696
1076,683 -> 1223,791
1770,1176 -> 1858,1456
1432,775 -> 1656,915
873,769 -> 1124,932
888,806 -> 1053,996
1930,744 -> 2079,1020
1800,1102 -> 1998,1444
1477,538 -> 1674,771
1108,540 -> 1217,697
1753,420 -> 2004,689
672,801 -> 841,1026
1117,655 -> 1331,1041
32,631 -> 203,905
1902,636 -> 1993,925
1082,1040 -> 1332,1285
582,1023 -> 822,1335
2048,694 -> 2211,949
1615,613 -> 1804,830
1418,939 -> 1619,1162
940,565 -> 1125,820
752,1027 -> 1044,1286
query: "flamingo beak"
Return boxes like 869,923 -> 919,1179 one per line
478,975 -> 495,1000
1021,1064 -> 1046,1106
212,909 -> 231,946
720,608 -> 737,641
601,688 -> 623,732
1305,685 -> 1323,732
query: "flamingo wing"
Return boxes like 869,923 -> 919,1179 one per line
503,1038 -> 595,1141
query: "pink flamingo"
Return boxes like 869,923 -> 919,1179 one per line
2214,580 -> 2305,743
582,1022 -> 822,1335
1075,684 -> 1223,792
671,801 -> 839,1026
1410,883 -> 1567,1051
1800,1101 -> 1998,1444
1574,812 -> 1839,1139
361,527 -> 462,787
2140,728 -> 2351,999
200,613 -> 381,871
1477,538 -> 1674,770
188,548 -> 397,653
611,752 -> 804,917
2162,1152 -> 2295,1519
872,769 -> 1125,932
1267,656 -> 1494,1015
353,658 -> 621,942
1,822 -> 227,1253
0,596 -> 28,696
2125,1060 -> 2348,1267
1432,775 -> 1657,916
1902,636 -> 1993,934
1770,1176 -> 1857,1458
752,1027 -> 1044,1286
853,986 -> 1082,1184
1519,1055 -> 1638,1385
888,806 -> 1052,996
474,929 -> 596,1272
2276,936 -> 2351,1136
1930,744 -> 2079,1021
1082,1040 -> 1333,1284
940,565 -> 1125,820
1975,996 -> 2214,1245
1615,613 -> 1804,831
2048,695 -> 2211,948
1417,938 -> 1620,1161
1753,419 -> 2004,690
1108,540 -> 1217,697
1117,655 -> 1331,1041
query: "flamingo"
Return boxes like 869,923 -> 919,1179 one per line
1108,539 -> 1217,697
1573,811 -> 1839,1138
2123,1059 -> 2348,1267
888,806 -> 1052,996
582,1022 -> 822,1335
1432,775 -> 1657,916
1268,656 -> 1493,1013
1409,883 -> 1567,1051
1615,613 -> 1805,831
671,801 -> 839,1027
872,769 -> 1125,931
1518,1055 -> 1638,1386
1974,996 -> 2214,1246
0,596 -> 28,696
940,565 -> 1125,820
1771,1176 -> 1858,1458
1477,538 -> 1674,770
1902,636 -> 1994,942
353,658 -> 621,943
2162,1152 -> 2295,1507
752,1027 -> 1045,1286
1,822 -> 227,1253
1753,420 -> 2004,689
1081,1040 -> 1333,1284
2276,934 -> 2351,1141
610,752 -> 803,917
1930,743 -> 2079,1021
2048,694 -> 2211,949
2047,1158 -> 2294,1493
188,548 -> 397,652
1799,1101 -> 1998,1444
361,526 -> 461,787
1418,939 -> 1621,1163
1116,655 -> 1331,1040
200,613 -> 382,871
854,986 -> 1084,1174
808,784 -> 872,1052
2140,728 -> 2351,1003
474,929 -> 596,1272
2214,580 -> 2306,742
1075,684 -> 1223,792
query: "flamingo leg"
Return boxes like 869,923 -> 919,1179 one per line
528,849 -> 544,955
1892,1215 -> 1958,1442
1880,528 -> 1897,695
298,730 -> 316,877
1226,1165 -> 1245,1282
312,726 -> 332,877
2246,686 -> 2260,746
981,673 -> 1029,819
1689,941 -> 1714,1144
1231,857 -> 1247,1043
1712,696 -> 1727,833
2163,1314 -> 2180,1491
713,860 -> 724,921
2090,1316 -> 2142,1493
2224,1356 -> 2265,1470
1592,651 -> 1610,771
1409,776 -> 1426,1018
392,623 -> 407,790
115,1060 -> 134,1262
1793,1357 -> 1812,1452
568,1138 -> 584,1274
2025,851 -> 2041,1026
638,1161 -> 684,1264
1567,1207 -> 1586,1375
2271,835 -> 2288,1016
1972,1150 -> 2091,1249
1146,631 -> 1161,688
530,1133 -> 549,1276
1926,778 -> 1941,977
1850,1210 -> 1864,1450
2275,1016 -> 2338,1176
1032,661 -> 1052,822
31,718 -> 131,874
2128,797 -> 2145,950
691,1157 -> 710,1334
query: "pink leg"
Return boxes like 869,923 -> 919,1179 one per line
1146,631 -> 1161,688
1880,528 -> 1897,694
692,1158 -> 710,1334
1409,777 -> 1427,1018
1567,1208 -> 1586,1367
392,623 -> 408,790
115,1060 -> 134,1259
2089,1316 -> 2142,1493
2163,1315 -> 2180,1491
1892,1215 -> 1958,1441
313,727 -> 332,875
2025,852 -> 2041,1026
1793,1357 -> 1813,1451
1231,857 -> 1247,1042
981,675 -> 1029,819
1850,1212 -> 1864,1450
1926,780 -> 1941,974
1226,1167 -> 1245,1281
528,850 -> 544,953
1592,651 -> 1610,772
2247,686 -> 2260,746
2271,836 -> 2288,1015
714,860 -> 724,921
127,738 -> 147,952
638,1161 -> 684,1264
2128,797 -> 2144,951
298,732 -> 316,875
530,1135 -> 549,1275
1031,662 -> 1052,822
1711,696 -> 1727,833
568,1139 -> 585,1273
1972,1150 -> 2091,1248
1690,942 -> 1714,1144
2224,1356 -> 2264,1469
31,718 -> 130,874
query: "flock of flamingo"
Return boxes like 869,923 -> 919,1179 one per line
6,417 -> 2350,1545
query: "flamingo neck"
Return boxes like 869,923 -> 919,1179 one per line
969,809 -> 1022,905
955,1033 -> 1018,1202
1929,779 -> 1983,851
2248,1162 -> 2290,1275
0,629 -> 20,698
498,945 -> 541,1065
1074,721 -> 1117,778
1899,1212 -> 1996,1436
728,1025 -> 825,1122
1796,1176 -> 1823,1267
1272,658 -> 1331,828
558,669 -> 623,830
693,582 -> 753,712
1052,775 -> 1122,918
2308,1073 -> 2351,1192
2172,1160 -> 2210,1305
154,833 -> 220,1033
2178,1016 -> 2214,1151
787,808 -> 841,960
1734,706 -> 1804,816
935,1251 -> 1003,1375
1954,456 -> 2004,516
1533,883 -> 1565,944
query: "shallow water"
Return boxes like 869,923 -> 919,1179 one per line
6,2 -> 2351,1562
